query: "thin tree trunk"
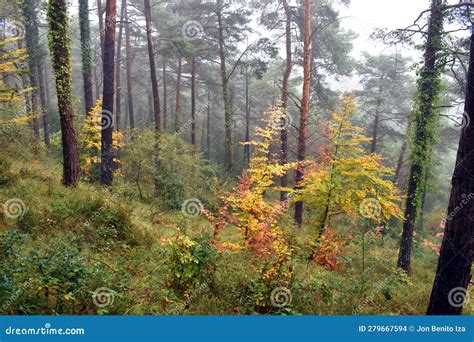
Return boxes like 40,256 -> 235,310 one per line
207,88 -> 211,159
37,62 -> 50,149
427,18 -> 474,315
397,0 -> 443,273
100,0 -> 117,186
162,59 -> 167,130
175,56 -> 182,132
144,0 -> 161,196
97,0 -> 105,55
79,0 -> 94,116
370,85 -> 382,153
244,64 -> 250,166
124,0 -> 134,129
47,0 -> 80,186
393,121 -> 411,183
191,54 -> 196,152
294,0 -> 311,226
217,0 -> 234,174
114,0 -> 125,130
280,0 -> 293,202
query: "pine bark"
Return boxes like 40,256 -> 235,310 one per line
115,0 -> 125,130
280,0 -> 293,202
397,0 -> 443,272
426,19 -> 474,316
47,0 -> 80,186
100,0 -> 117,186
217,0 -> 234,174
294,0 -> 311,226
79,0 -> 94,116
124,0 -> 135,129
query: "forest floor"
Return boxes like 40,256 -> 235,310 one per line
1,155 -> 472,315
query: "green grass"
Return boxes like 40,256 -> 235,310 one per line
1,156 -> 472,315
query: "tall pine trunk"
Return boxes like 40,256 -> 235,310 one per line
100,0 -> 117,186
426,17 -> 474,316
397,0 -> 444,273
79,0 -> 94,116
47,0 -> 80,186
175,56 -> 182,132
217,0 -> 234,174
115,0 -> 125,130
280,0 -> 293,201
124,0 -> 134,129
294,0 -> 311,226
144,0 -> 161,196
244,63 -> 250,166
162,59 -> 167,130
191,54 -> 197,152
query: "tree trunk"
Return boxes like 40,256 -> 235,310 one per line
124,0 -> 134,129
427,22 -> 474,316
370,85 -> 383,154
397,0 -> 443,273
217,0 -> 234,174
37,62 -> 50,149
280,0 -> 293,202
175,56 -> 182,132
114,0 -> 125,130
244,64 -> 250,166
162,59 -> 167,130
79,0 -> 94,116
207,88 -> 211,159
47,0 -> 80,186
294,0 -> 311,226
97,0 -> 105,55
100,0 -> 117,186
393,121 -> 411,183
144,0 -> 161,196
191,54 -> 197,152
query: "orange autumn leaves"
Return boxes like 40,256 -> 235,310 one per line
207,95 -> 403,271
